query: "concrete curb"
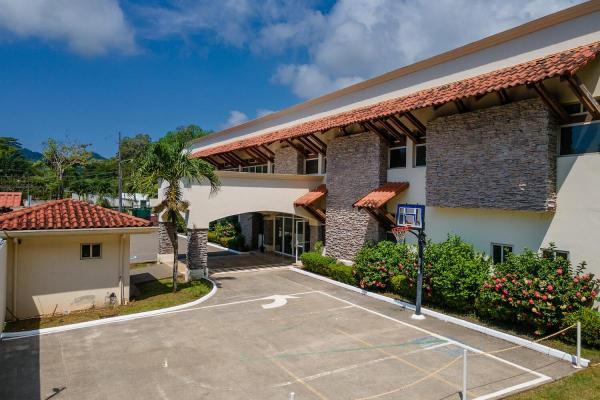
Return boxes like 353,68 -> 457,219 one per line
290,267 -> 590,367
207,242 -> 248,255
1,277 -> 218,341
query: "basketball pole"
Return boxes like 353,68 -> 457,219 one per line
412,229 -> 426,320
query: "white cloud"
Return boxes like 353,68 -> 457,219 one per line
270,0 -> 583,98
257,108 -> 275,117
0,0 -> 135,56
223,110 -> 250,128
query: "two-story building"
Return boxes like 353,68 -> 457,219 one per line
159,1 -> 600,278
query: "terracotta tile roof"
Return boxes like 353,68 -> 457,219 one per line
354,182 -> 409,209
294,184 -> 327,207
0,199 -> 153,231
0,192 -> 22,208
192,42 -> 600,159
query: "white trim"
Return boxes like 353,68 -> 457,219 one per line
289,267 -> 590,367
1,278 -> 218,340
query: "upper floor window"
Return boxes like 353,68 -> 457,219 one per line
414,143 -> 426,167
305,158 -> 319,174
242,164 -> 268,173
389,147 -> 406,169
560,121 -> 600,156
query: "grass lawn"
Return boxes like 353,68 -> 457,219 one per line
4,278 -> 212,332
505,364 -> 600,399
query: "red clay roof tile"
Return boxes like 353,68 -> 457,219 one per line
192,42 -> 600,159
0,199 -> 153,231
354,182 -> 409,209
294,184 -> 327,207
0,192 -> 22,208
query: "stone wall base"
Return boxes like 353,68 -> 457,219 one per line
187,228 -> 208,278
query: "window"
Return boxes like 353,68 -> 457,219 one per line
81,243 -> 102,259
564,103 -> 584,115
389,147 -> 406,168
491,243 -> 512,264
560,122 -> 600,156
305,158 -> 319,174
542,248 -> 569,260
242,164 -> 268,173
414,144 -> 426,167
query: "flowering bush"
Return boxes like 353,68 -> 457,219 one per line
354,241 -> 414,290
476,247 -> 599,336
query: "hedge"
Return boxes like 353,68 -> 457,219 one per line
300,251 -> 355,285
562,307 -> 600,348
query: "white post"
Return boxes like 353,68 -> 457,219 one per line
289,392 -> 295,400
575,321 -> 582,368
462,349 -> 468,400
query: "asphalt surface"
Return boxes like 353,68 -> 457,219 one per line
0,269 -> 576,400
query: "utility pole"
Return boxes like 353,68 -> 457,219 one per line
118,131 -> 123,212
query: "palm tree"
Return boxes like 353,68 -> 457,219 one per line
138,137 -> 219,292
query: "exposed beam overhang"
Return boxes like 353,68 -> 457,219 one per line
283,138 -> 308,157
300,205 -> 326,224
306,134 -> 327,153
562,74 -> 600,120
244,148 -> 267,164
203,156 -> 220,168
361,121 -> 395,145
259,145 -> 275,157
387,116 -> 422,144
402,111 -> 426,136
497,89 -> 510,105
455,99 -> 469,113
528,81 -> 570,123
250,146 -> 273,163
297,136 -> 322,155
227,152 -> 247,167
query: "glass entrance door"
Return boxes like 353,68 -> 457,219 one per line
274,215 -> 309,257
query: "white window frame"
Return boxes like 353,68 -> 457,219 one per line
542,248 -> 570,261
389,146 -> 407,169
491,243 -> 512,264
242,164 -> 268,173
414,143 -> 427,167
81,243 -> 102,260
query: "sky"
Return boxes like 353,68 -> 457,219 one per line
0,0 -> 584,157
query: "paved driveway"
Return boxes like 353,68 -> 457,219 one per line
0,270 -> 576,400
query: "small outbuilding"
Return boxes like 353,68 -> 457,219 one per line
0,199 -> 156,320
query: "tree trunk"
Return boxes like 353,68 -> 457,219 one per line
172,229 -> 178,292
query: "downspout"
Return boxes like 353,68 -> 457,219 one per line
119,234 -> 125,305
12,237 -> 18,316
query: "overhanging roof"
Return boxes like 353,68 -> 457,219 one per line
294,184 -> 327,207
354,182 -> 410,209
192,41 -> 600,159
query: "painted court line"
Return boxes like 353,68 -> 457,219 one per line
315,290 -> 551,400
406,341 -> 452,354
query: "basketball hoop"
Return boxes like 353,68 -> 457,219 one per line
391,226 -> 411,243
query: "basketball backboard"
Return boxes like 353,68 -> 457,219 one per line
396,204 -> 425,230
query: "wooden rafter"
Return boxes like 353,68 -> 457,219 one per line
297,136 -> 322,155
299,205 -> 326,224
497,89 -> 510,105
562,74 -> 600,120
283,138 -> 307,156
244,148 -> 266,164
227,152 -> 246,166
308,134 -> 327,152
375,118 -> 404,141
364,208 -> 395,229
362,121 -> 395,145
203,156 -> 220,168
219,153 -> 238,167
387,116 -> 422,144
402,111 -> 426,136
455,99 -> 469,113
259,145 -> 275,157
252,146 -> 274,162
529,81 -> 570,122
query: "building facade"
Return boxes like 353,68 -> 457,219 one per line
163,2 -> 600,277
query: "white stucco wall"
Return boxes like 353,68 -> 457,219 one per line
6,233 -> 131,319
190,9 -> 600,154
181,171 -> 324,228
386,148 -> 600,276
0,241 -> 6,329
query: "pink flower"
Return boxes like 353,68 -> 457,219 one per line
529,299 -> 535,305
556,268 -> 563,275
591,290 -> 597,298
542,295 -> 548,301
573,277 -> 579,283
508,297 -> 513,303
547,285 -> 554,292
534,291 -> 541,299
502,289 -> 509,296
576,291 -> 581,298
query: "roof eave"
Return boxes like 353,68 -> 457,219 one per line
0,226 -> 157,238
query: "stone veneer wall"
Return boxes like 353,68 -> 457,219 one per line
158,222 -> 175,254
274,146 -> 304,174
187,228 -> 208,276
326,132 -> 388,260
239,213 -> 261,249
427,98 -> 558,211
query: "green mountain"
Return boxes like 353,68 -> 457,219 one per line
20,148 -> 106,160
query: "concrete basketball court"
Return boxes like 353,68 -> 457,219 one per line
0,269 -> 576,400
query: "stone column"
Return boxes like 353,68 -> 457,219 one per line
239,212 -> 262,250
187,228 -> 208,279
274,146 -> 304,174
158,222 -> 175,262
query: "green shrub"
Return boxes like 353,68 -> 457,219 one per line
562,307 -> 600,349
328,263 -> 356,285
207,231 -> 218,243
354,241 -> 415,290
476,247 -> 599,335
313,241 -> 324,254
300,251 -> 336,275
425,235 -> 491,311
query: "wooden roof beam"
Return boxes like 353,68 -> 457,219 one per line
218,153 -> 239,167
562,74 -> 600,120
297,136 -> 322,155
226,152 -> 247,166
401,112 -> 426,136
455,99 -> 469,113
259,145 -> 275,157
386,116 -> 422,144
497,89 -> 510,105
283,138 -> 308,157
203,156 -> 220,168
244,148 -> 267,164
361,121 -> 394,145
528,81 -> 570,123
253,146 -> 274,163
307,134 -> 327,153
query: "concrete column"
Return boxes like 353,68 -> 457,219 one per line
158,221 -> 175,253
187,228 -> 208,279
